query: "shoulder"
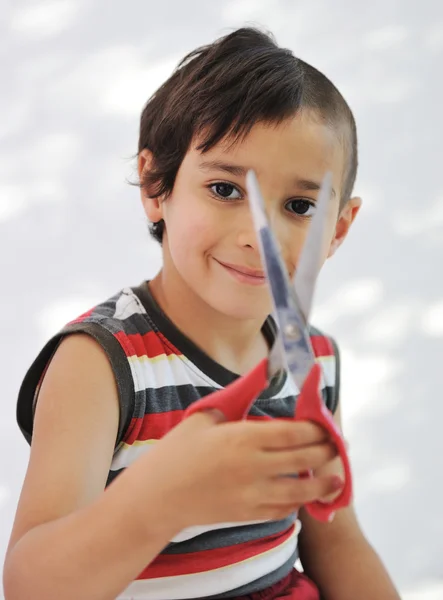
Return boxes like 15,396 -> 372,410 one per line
17,286 -> 161,448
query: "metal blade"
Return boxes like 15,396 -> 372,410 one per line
246,169 -> 315,391
246,169 -> 293,311
293,172 -> 333,323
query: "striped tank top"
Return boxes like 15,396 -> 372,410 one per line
17,281 -> 340,600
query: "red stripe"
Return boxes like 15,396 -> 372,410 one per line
137,523 -> 295,579
123,412 -> 277,445
124,412 -> 184,444
310,335 -> 334,358
112,330 -> 332,360
114,330 -> 182,359
115,331 -> 331,360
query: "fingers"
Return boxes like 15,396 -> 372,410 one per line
185,409 -> 331,452
265,474 -> 344,508
181,409 -> 227,430
263,442 -> 338,476
252,420 -> 330,450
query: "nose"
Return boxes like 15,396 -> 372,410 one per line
237,200 -> 296,276
237,194 -> 282,242
236,206 -> 260,250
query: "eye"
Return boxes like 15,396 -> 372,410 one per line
285,198 -> 316,217
209,182 -> 242,201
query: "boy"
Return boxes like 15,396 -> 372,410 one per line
4,27 -> 400,600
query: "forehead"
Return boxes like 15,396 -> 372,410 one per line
188,111 -> 345,196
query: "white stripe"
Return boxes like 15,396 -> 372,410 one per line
319,355 -> 335,388
278,355 -> 335,397
110,440 -> 155,471
113,289 -> 147,320
117,522 -> 300,600
127,353 -> 334,395
128,354 -> 223,393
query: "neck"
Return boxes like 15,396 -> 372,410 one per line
149,270 -> 269,375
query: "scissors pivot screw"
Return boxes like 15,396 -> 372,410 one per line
284,323 -> 300,339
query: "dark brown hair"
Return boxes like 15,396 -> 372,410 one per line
137,27 -> 358,243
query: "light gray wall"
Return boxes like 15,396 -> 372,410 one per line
1,1 -> 442,598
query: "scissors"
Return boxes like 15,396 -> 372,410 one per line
185,170 -> 352,522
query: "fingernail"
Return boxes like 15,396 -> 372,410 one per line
328,512 -> 336,523
203,408 -> 226,423
331,476 -> 344,490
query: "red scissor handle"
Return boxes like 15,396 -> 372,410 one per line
184,360 -> 352,522
294,363 -> 353,522
184,358 -> 269,421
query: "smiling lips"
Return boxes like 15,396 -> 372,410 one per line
215,259 -> 266,286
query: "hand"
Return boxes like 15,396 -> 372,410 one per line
139,410 -> 343,531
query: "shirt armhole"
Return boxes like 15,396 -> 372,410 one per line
17,322 -> 135,449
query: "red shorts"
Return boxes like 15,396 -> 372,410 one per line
231,569 -> 319,600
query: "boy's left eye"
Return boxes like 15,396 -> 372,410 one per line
209,182 -> 242,200
285,199 -> 316,217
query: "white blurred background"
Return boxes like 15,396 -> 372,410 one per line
1,1 -> 442,598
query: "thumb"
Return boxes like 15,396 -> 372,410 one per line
201,408 -> 227,424
182,408 -> 227,430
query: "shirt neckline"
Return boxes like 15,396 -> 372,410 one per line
132,281 -> 287,398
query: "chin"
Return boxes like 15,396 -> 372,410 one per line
203,289 -> 270,322
178,265 -> 271,320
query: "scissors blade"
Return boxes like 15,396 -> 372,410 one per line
246,170 -> 292,311
246,170 -> 314,392
293,172 -> 333,323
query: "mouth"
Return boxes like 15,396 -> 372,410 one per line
214,259 -> 267,286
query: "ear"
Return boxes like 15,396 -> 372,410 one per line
138,148 -> 164,223
327,196 -> 362,258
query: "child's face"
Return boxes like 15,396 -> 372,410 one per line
141,110 -> 361,320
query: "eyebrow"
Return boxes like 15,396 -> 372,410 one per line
199,160 -> 336,197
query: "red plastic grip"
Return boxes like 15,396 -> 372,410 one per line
294,363 -> 353,522
185,358 -> 351,523
184,358 -> 269,422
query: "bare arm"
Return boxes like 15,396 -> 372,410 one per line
3,335 -> 179,600
4,334 -> 351,600
298,404 -> 401,600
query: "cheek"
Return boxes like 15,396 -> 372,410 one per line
164,196 -> 223,256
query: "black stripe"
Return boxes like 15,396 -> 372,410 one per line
163,517 -> 296,554
134,384 -> 299,416
135,383 -> 332,417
